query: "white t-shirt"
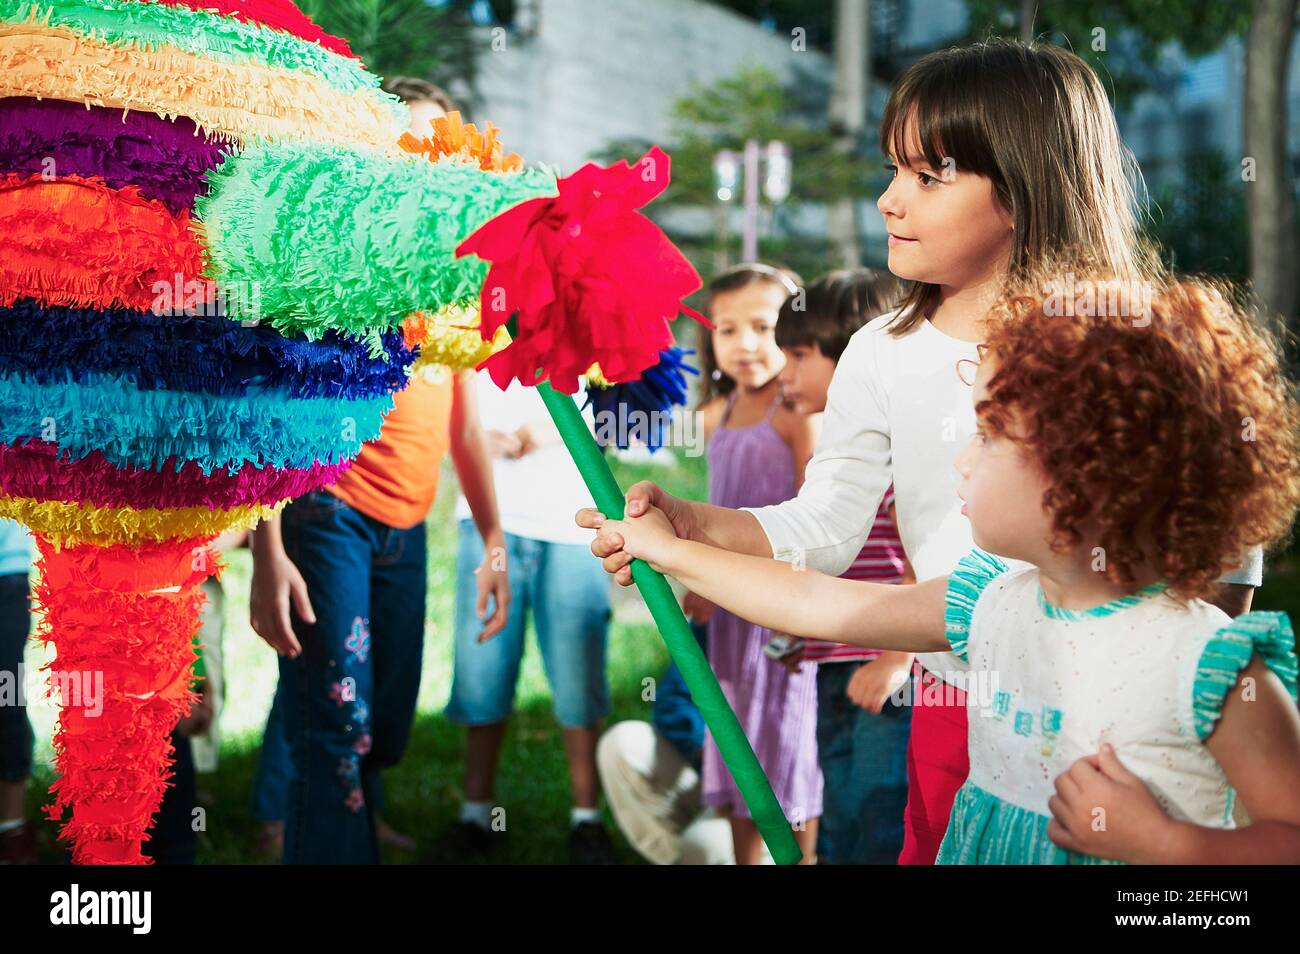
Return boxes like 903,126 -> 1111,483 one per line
454,372 -> 596,546
745,310 -> 1263,687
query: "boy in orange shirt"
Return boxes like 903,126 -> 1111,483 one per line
248,79 -> 509,864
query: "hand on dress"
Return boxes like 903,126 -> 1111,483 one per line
1047,743 -> 1175,863
485,428 -> 524,459
845,652 -> 912,713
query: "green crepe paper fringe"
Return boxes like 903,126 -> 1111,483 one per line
198,142 -> 556,352
0,0 -> 388,97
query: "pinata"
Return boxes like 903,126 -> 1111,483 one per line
0,0 -> 800,865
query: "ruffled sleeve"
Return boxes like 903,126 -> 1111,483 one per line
944,547 -> 1012,663
1193,611 -> 1298,742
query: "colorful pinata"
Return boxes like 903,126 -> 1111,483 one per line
0,0 -> 553,864
0,0 -> 794,866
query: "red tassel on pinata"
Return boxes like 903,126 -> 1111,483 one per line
35,536 -> 218,865
456,146 -> 709,394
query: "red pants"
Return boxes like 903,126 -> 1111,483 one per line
898,668 -> 969,865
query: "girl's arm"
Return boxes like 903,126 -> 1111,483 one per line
449,372 -> 503,547
579,332 -> 894,582
1049,655 -> 1300,863
597,506 -> 949,654
249,514 -> 314,657
1167,655 -> 1300,861
448,372 -> 511,641
773,404 -> 820,491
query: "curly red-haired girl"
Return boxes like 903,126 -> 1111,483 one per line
600,269 -> 1300,863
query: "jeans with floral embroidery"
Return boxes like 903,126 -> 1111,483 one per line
275,490 -> 427,865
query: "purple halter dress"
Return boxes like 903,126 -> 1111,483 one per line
702,391 -> 823,823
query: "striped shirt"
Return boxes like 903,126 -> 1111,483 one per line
802,486 -> 905,664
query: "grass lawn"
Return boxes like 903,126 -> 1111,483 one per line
20,445 -> 1300,864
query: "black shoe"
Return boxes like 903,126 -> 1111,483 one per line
568,820 -> 616,865
421,820 -> 494,864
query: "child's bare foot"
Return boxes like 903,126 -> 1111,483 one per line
375,815 -> 417,852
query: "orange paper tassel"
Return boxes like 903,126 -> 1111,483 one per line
398,110 -> 523,173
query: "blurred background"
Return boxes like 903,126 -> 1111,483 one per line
24,0 -> 1300,863
300,0 -> 1299,324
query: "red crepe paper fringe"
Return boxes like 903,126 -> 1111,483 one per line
0,172 -> 204,313
456,146 -> 708,395
34,534 -> 221,865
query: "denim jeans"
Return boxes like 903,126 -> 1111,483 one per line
652,621 -> 708,771
250,684 -> 290,823
444,521 -> 610,728
143,729 -> 196,864
251,685 -> 393,824
0,572 -> 31,782
815,659 -> 913,864
269,490 -> 427,864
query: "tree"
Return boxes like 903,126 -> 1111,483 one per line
828,0 -> 871,268
962,1 -> 1250,106
1244,0 -> 1299,325
298,0 -> 484,101
599,66 -> 884,283
1145,150 -> 1248,279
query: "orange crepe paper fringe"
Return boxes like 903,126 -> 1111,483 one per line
398,110 -> 523,173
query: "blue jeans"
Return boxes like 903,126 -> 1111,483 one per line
445,521 -> 610,727
251,687 -> 393,823
266,490 -> 427,864
143,729 -> 196,864
0,573 -> 31,782
652,621 -> 708,770
815,659 -> 912,864
250,684 -> 290,823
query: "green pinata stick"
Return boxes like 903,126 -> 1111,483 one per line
534,379 -> 802,865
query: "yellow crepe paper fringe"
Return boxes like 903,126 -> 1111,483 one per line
0,18 -> 405,151
0,495 -> 285,548
402,300 -> 511,374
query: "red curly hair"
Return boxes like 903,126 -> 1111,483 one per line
975,268 -> 1300,601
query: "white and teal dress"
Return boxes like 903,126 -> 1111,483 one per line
936,547 -> 1298,865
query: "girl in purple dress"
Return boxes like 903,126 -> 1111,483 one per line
691,264 -> 821,863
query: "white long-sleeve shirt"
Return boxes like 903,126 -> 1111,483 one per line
744,311 -> 1263,686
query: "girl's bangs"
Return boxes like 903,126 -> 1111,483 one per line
879,68 -> 999,181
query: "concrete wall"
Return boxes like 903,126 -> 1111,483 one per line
471,0 -> 832,173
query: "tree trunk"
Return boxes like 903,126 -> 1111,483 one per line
829,0 -> 869,268
1020,0 -> 1036,43
1244,0 -> 1298,328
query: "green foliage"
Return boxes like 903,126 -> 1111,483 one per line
961,0 -> 1251,106
298,0 -> 484,93
600,65 -> 886,279
709,0 -> 837,50
1144,150 -> 1248,280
